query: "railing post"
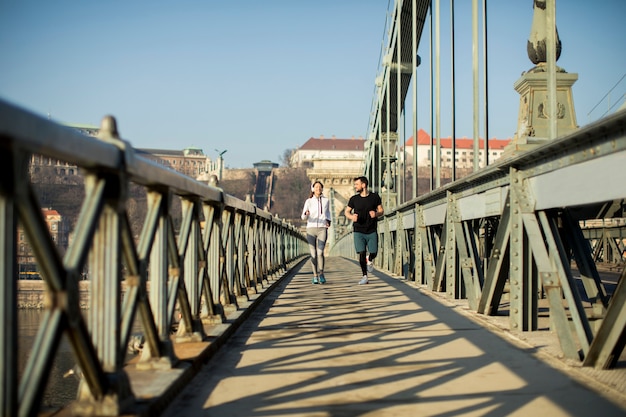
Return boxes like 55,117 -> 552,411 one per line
75,116 -> 135,414
445,191 -> 459,298
221,208 -> 238,310
414,204 -> 426,286
176,197 -> 206,340
508,168 -> 538,331
200,202 -> 222,323
0,150 -> 18,417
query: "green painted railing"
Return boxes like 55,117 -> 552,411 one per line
0,98 -> 307,416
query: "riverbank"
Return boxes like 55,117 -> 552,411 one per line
18,280 -> 90,309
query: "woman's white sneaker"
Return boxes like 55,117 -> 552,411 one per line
358,275 -> 369,285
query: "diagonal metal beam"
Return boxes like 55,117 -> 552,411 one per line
522,211 -> 579,359
538,211 -> 594,355
478,197 -> 511,315
583,266 -> 626,369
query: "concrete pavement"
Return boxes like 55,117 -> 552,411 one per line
160,256 -> 626,417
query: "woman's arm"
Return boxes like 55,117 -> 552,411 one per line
323,198 -> 332,220
323,198 -> 332,226
301,199 -> 310,220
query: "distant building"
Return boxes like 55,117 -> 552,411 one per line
252,160 -> 279,211
29,154 -> 81,177
291,136 -> 366,187
28,124 -> 220,180
253,160 -> 279,171
402,129 -> 511,169
291,135 -> 367,231
17,208 -> 69,279
136,146 -> 219,179
27,124 -> 99,177
65,123 -> 100,137
290,135 -> 366,169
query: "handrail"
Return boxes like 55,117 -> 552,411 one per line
0,98 -> 308,416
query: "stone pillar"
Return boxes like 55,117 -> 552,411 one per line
510,68 -> 578,147
503,0 -> 578,157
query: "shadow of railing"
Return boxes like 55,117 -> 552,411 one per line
159,257 -> 626,416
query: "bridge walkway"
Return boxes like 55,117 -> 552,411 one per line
159,257 -> 626,417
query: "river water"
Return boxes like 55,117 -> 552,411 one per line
19,309 -> 148,413
18,309 -> 80,411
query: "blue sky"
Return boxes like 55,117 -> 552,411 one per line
1,1 -> 624,168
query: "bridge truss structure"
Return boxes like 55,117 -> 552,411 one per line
333,0 -> 626,371
333,108 -> 626,370
334,0 -> 626,370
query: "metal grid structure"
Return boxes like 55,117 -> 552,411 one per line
0,99 -> 307,416
334,0 -> 626,372
364,0 -> 431,209
333,107 -> 626,368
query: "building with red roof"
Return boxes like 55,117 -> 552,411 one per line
290,135 -> 367,229
290,135 -> 366,168
403,129 -> 511,169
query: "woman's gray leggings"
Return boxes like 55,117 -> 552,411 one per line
306,227 -> 328,276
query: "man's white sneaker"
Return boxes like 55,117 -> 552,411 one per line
366,259 -> 374,273
358,275 -> 369,285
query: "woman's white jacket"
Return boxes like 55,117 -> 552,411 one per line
301,194 -> 331,228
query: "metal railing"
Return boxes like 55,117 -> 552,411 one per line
0,98 -> 308,416
331,108 -> 626,369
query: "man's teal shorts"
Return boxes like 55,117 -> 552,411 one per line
353,231 -> 378,254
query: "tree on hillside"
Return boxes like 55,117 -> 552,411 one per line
270,167 -> 310,222
219,171 -> 256,201
280,148 -> 296,167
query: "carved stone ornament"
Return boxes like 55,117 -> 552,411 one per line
527,0 -> 562,66
538,98 -> 566,119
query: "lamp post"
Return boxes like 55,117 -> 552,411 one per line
215,149 -> 227,181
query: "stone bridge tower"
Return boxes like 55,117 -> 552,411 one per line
504,0 -> 578,156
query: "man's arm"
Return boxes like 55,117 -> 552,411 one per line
344,205 -> 357,222
376,204 -> 384,218
369,204 -> 384,219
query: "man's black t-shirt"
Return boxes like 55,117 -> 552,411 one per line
347,192 -> 382,234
